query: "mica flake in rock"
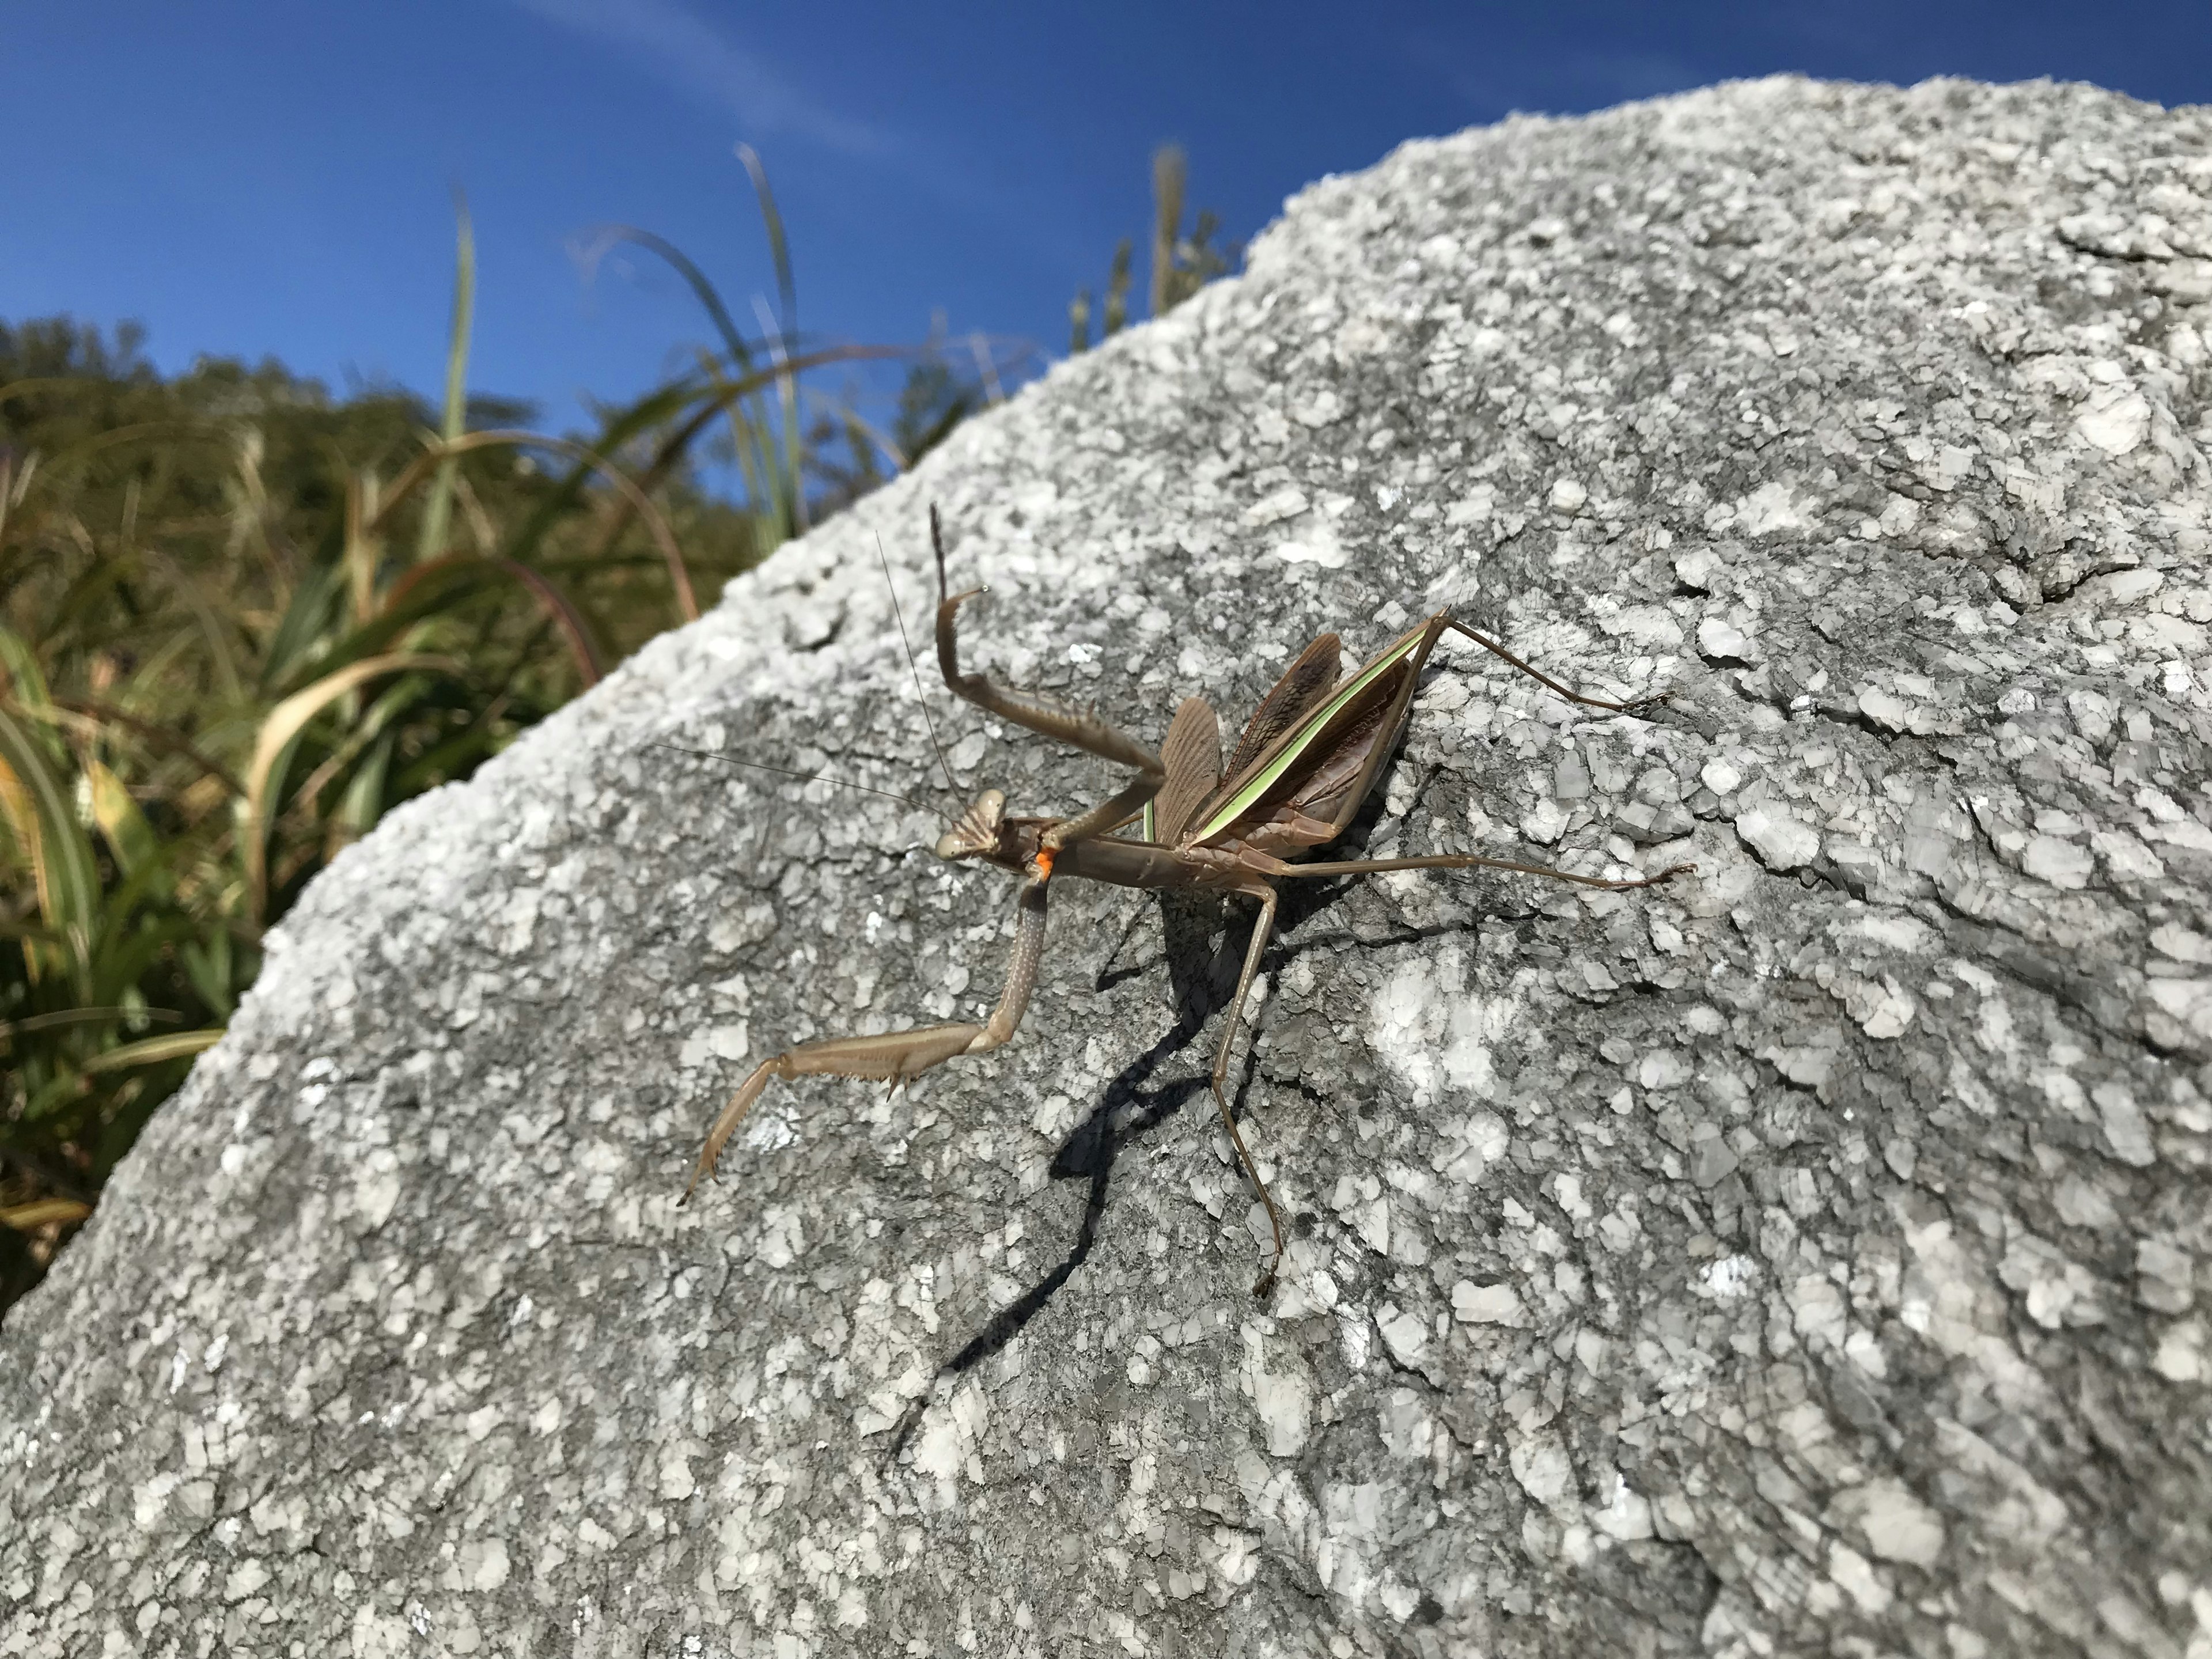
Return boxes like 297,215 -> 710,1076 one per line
7,74 -> 2212,1659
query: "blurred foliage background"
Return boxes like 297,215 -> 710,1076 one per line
0,147 -> 1229,1316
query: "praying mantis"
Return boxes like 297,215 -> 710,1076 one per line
678,509 -> 1692,1295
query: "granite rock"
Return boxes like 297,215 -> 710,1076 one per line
6,75 -> 2212,1658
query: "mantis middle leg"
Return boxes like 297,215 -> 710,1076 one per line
682,878 -> 1051,1200
1205,853 -> 1690,1293
1210,884 -> 1289,1298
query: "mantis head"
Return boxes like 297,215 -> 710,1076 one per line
934,789 -> 1014,863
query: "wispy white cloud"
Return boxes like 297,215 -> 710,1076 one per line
506,0 -> 884,156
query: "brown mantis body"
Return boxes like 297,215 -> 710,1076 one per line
682,512 -> 1691,1294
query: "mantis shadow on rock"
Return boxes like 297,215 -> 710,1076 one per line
886,792 -> 1476,1461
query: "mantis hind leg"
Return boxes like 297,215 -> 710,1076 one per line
1279,851 -> 1694,890
682,878 -> 1051,1200
1442,616 -> 1667,714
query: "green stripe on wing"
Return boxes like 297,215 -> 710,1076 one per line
1191,627 -> 1423,843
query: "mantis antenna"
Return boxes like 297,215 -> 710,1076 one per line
646,741 -> 951,824
649,526 -> 963,828
876,532 -> 959,802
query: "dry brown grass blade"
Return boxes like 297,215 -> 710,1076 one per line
17,418 -> 238,480
48,696 -> 245,797
0,1198 -> 92,1232
380,552 -> 603,688
370,429 -> 702,622
245,653 -> 452,921
344,469 -> 382,627
78,1028 -> 224,1075
577,345 -> 907,581
490,557 -> 604,683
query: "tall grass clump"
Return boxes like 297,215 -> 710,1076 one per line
1070,144 -> 1238,354
0,175 -> 985,1313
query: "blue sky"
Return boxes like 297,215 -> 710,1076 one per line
6,3 -> 2209,433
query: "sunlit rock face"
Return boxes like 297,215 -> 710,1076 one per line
7,75 -> 2212,1658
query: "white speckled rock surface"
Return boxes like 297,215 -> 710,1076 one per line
7,75 -> 2212,1658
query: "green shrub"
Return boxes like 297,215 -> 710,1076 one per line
0,190 -> 960,1313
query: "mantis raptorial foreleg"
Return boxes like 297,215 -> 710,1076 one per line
930,510 -> 1164,859
681,879 -> 1051,1201
934,584 -> 1161,777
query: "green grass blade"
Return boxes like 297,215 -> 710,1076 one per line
415,195 -> 476,566
146,551 -> 247,707
0,623 -> 53,712
0,702 -> 100,993
491,380 -> 703,573
1151,144 -> 1186,319
735,144 -> 797,346
1104,240 -> 1132,337
259,555 -> 349,697
85,757 -> 160,885
179,931 -> 238,1020
244,652 -> 453,921
368,429 -> 698,626
736,145 -> 806,533
587,226 -> 759,374
331,726 -> 396,846
79,1027 -> 224,1076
